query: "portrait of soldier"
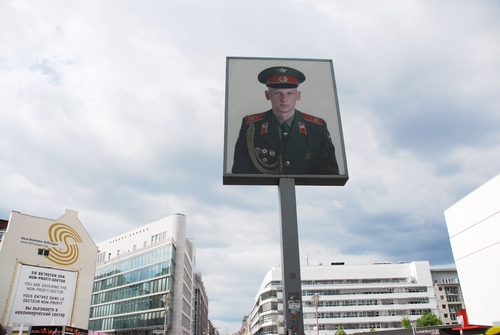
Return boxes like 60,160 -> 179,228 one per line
231,66 -> 339,175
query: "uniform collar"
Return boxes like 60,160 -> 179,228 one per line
271,110 -> 296,127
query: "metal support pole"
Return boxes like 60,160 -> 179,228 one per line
278,178 -> 304,335
311,293 -> 320,335
163,295 -> 170,335
163,310 -> 167,335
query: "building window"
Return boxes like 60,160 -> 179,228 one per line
37,249 -> 50,256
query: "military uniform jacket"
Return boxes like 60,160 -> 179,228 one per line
232,110 -> 339,175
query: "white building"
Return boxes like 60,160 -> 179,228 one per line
88,213 -> 196,335
248,261 -> 438,335
0,209 -> 97,332
444,173 -> 500,326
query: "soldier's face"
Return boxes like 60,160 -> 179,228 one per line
265,88 -> 301,117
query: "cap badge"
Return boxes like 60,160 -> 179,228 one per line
277,68 -> 288,73
279,76 -> 288,82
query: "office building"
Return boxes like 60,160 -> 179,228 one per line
430,269 -> 464,325
88,213 -> 198,335
247,261 -> 438,335
444,173 -> 500,326
194,273 -> 209,335
0,209 -> 97,332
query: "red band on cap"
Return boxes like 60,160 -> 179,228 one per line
266,75 -> 298,84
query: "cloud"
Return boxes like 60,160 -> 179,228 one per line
1,0 -> 499,333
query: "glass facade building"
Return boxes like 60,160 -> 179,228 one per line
89,243 -> 175,331
88,214 -> 196,335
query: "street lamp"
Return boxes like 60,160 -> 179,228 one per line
411,321 -> 416,335
163,294 -> 171,335
310,293 -> 320,335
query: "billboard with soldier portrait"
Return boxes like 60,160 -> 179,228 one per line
223,57 -> 348,186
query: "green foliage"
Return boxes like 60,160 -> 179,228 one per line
416,312 -> 442,327
370,327 -> 376,332
401,315 -> 412,329
334,326 -> 346,335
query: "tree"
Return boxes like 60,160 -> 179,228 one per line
401,315 -> 412,329
416,312 -> 442,327
334,326 -> 346,335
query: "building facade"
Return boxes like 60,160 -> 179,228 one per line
0,219 -> 7,242
430,269 -> 464,325
247,261 -> 438,335
0,209 -> 97,332
444,173 -> 500,326
194,273 -> 209,335
88,213 -> 196,335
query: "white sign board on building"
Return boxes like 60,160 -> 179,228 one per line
5,263 -> 78,330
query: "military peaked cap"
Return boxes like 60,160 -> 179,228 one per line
258,66 -> 306,88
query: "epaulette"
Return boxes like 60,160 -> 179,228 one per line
302,112 -> 324,125
245,112 -> 265,124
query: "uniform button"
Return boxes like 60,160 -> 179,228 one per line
285,161 -> 291,166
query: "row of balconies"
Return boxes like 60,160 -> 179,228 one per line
249,287 -> 438,335
252,300 -> 435,328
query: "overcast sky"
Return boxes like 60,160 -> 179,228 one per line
1,0 -> 499,333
